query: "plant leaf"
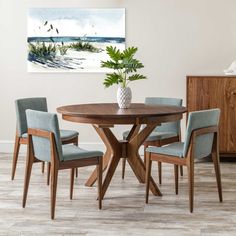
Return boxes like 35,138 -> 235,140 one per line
124,59 -> 144,73
121,47 -> 137,60
128,74 -> 147,82
105,46 -> 122,62
103,73 -> 121,88
101,60 -> 119,69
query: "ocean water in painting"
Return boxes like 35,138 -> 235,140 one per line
27,8 -> 125,72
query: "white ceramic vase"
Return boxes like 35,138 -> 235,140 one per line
117,86 -> 132,109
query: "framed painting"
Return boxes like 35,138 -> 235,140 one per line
27,8 -> 125,72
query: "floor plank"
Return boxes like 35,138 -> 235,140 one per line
0,153 -> 235,236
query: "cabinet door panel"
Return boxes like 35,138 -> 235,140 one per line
224,79 -> 236,152
187,76 -> 236,153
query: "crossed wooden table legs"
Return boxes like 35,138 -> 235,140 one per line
85,124 -> 162,199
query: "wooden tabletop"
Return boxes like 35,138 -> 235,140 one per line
57,103 -> 187,125
57,103 -> 186,117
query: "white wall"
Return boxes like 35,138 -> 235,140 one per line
1,0 -> 236,152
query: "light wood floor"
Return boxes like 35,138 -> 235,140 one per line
0,153 -> 236,236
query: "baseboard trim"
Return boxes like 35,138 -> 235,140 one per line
0,140 -> 144,155
0,140 -> 15,153
0,140 -> 105,154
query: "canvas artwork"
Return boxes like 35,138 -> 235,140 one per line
27,8 -> 125,72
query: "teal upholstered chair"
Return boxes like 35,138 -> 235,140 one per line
145,109 -> 223,212
23,110 -> 103,219
12,97 -> 79,182
122,97 -> 183,183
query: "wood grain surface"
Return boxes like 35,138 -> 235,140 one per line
187,76 -> 236,155
57,103 -> 187,125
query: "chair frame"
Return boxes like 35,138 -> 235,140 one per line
11,128 -> 79,181
122,97 -> 183,181
122,134 -> 183,182
145,126 -> 223,212
22,128 -> 102,220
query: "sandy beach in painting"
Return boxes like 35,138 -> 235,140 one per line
27,40 -> 125,73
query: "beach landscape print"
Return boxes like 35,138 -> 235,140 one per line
27,8 -> 125,72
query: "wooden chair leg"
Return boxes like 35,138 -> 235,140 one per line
187,160 -> 194,213
180,166 -> 183,176
42,162 -> 45,173
22,148 -> 34,208
50,164 -> 59,220
158,162 -> 162,184
143,144 -> 148,166
174,164 -> 179,195
122,158 -> 126,179
97,157 -> 103,209
145,153 -> 152,204
212,153 -> 223,202
47,162 -> 51,186
74,137 -> 79,178
70,168 -> 75,200
11,136 -> 21,180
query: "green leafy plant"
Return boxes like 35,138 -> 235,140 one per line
101,46 -> 146,88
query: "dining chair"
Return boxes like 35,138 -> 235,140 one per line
12,97 -> 79,182
145,109 -> 223,212
23,110 -> 103,219
122,97 -> 183,183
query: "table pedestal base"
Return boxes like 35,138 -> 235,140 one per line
85,124 -> 162,199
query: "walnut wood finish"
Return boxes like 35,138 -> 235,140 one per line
41,162 -> 45,173
47,135 -> 78,185
122,135 -> 184,184
121,125 -> 141,180
145,126 -> 223,212
57,103 -> 187,199
11,131 -> 27,180
22,128 -> 102,220
11,130 -> 78,181
187,75 -> 236,156
57,103 -> 186,125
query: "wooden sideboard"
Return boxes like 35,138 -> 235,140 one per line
187,75 -> 236,157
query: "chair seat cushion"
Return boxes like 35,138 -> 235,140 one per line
22,129 -> 79,141
123,130 -> 178,142
62,145 -> 103,161
60,129 -> 78,142
21,133 -> 28,138
146,142 -> 184,157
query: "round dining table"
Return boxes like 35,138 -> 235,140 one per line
57,103 -> 187,199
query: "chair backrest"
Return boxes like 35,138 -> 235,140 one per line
183,109 -> 220,159
145,97 -> 183,134
15,97 -> 48,137
26,110 -> 63,162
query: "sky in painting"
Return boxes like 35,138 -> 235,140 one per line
28,8 -> 125,38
